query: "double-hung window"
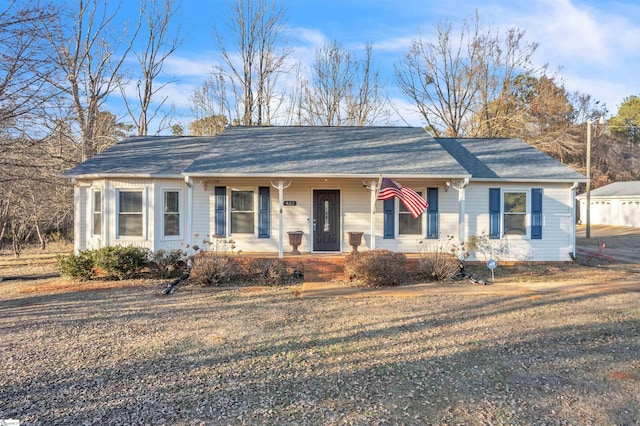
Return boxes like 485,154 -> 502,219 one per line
231,190 -> 254,234
118,190 -> 143,237
398,191 -> 423,235
490,188 -> 542,239
92,189 -> 102,236
163,190 -> 181,237
503,191 -> 527,236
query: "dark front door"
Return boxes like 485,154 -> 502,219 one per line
313,190 -> 341,251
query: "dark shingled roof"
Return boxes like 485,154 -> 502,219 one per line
435,138 -> 586,181
184,126 -> 468,177
63,136 -> 214,177
62,127 -> 586,182
577,181 -> 640,198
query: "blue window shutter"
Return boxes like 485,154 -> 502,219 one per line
489,188 -> 500,239
531,188 -> 543,239
258,186 -> 270,238
215,186 -> 226,237
383,198 -> 395,239
426,187 -> 439,239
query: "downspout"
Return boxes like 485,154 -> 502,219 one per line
569,181 -> 579,259
185,176 -> 193,249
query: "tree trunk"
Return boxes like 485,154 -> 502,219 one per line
35,221 -> 46,250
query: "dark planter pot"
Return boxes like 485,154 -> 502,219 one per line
287,231 -> 304,255
347,231 -> 364,254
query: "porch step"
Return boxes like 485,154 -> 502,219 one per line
303,257 -> 347,282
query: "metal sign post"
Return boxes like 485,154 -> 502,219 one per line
487,259 -> 497,284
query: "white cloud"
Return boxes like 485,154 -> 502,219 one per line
163,55 -> 219,78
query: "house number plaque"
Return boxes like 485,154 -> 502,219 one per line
283,201 -> 297,206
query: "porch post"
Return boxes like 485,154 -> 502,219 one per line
450,178 -> 470,258
278,180 -> 284,259
370,180 -> 377,250
271,180 -> 292,259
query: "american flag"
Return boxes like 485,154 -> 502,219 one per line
377,178 -> 428,218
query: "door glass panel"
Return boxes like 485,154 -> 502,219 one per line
324,200 -> 330,232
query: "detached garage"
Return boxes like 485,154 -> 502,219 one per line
577,181 -> 640,227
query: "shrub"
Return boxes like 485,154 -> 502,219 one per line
148,249 -> 186,278
246,258 -> 288,286
417,236 -> 463,282
189,252 -> 240,286
94,245 -> 149,280
56,251 -> 96,280
345,250 -> 407,287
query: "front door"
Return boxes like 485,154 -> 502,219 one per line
313,190 -> 341,251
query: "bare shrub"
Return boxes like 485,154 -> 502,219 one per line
246,258 -> 288,286
148,249 -> 186,278
345,250 -> 407,287
417,236 -> 463,282
189,252 -> 240,286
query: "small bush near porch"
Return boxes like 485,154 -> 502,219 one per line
345,250 -> 407,287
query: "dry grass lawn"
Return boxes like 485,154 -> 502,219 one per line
1,232 -> 639,425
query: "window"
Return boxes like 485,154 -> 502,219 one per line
490,188 -> 542,240
231,190 -> 254,234
92,190 -> 102,236
163,190 -> 180,237
118,190 -> 143,237
503,191 -> 527,236
398,191 -> 423,235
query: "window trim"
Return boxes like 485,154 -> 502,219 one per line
116,189 -> 145,240
91,188 -> 102,237
229,188 -> 256,235
162,189 -> 182,240
501,188 -> 531,239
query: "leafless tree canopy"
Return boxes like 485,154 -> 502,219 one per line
395,12 -> 538,137
288,41 -> 389,126
42,0 -> 141,159
120,0 -> 182,136
214,0 -> 290,126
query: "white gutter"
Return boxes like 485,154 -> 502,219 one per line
471,177 -> 588,183
183,172 -> 472,180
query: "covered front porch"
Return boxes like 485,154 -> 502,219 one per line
188,176 -> 471,258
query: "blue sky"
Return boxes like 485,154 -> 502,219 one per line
115,0 -> 640,131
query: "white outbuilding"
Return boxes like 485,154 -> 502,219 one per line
577,181 -> 640,227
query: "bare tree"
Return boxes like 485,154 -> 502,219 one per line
43,0 -> 141,159
0,1 -> 58,147
395,12 -> 537,136
190,69 -> 233,122
215,0 -> 289,126
291,40 -> 388,126
119,0 -> 182,135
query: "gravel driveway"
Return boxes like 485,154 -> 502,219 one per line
1,279 -> 638,425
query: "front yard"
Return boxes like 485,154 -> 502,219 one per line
1,229 -> 640,425
1,272 -> 639,424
